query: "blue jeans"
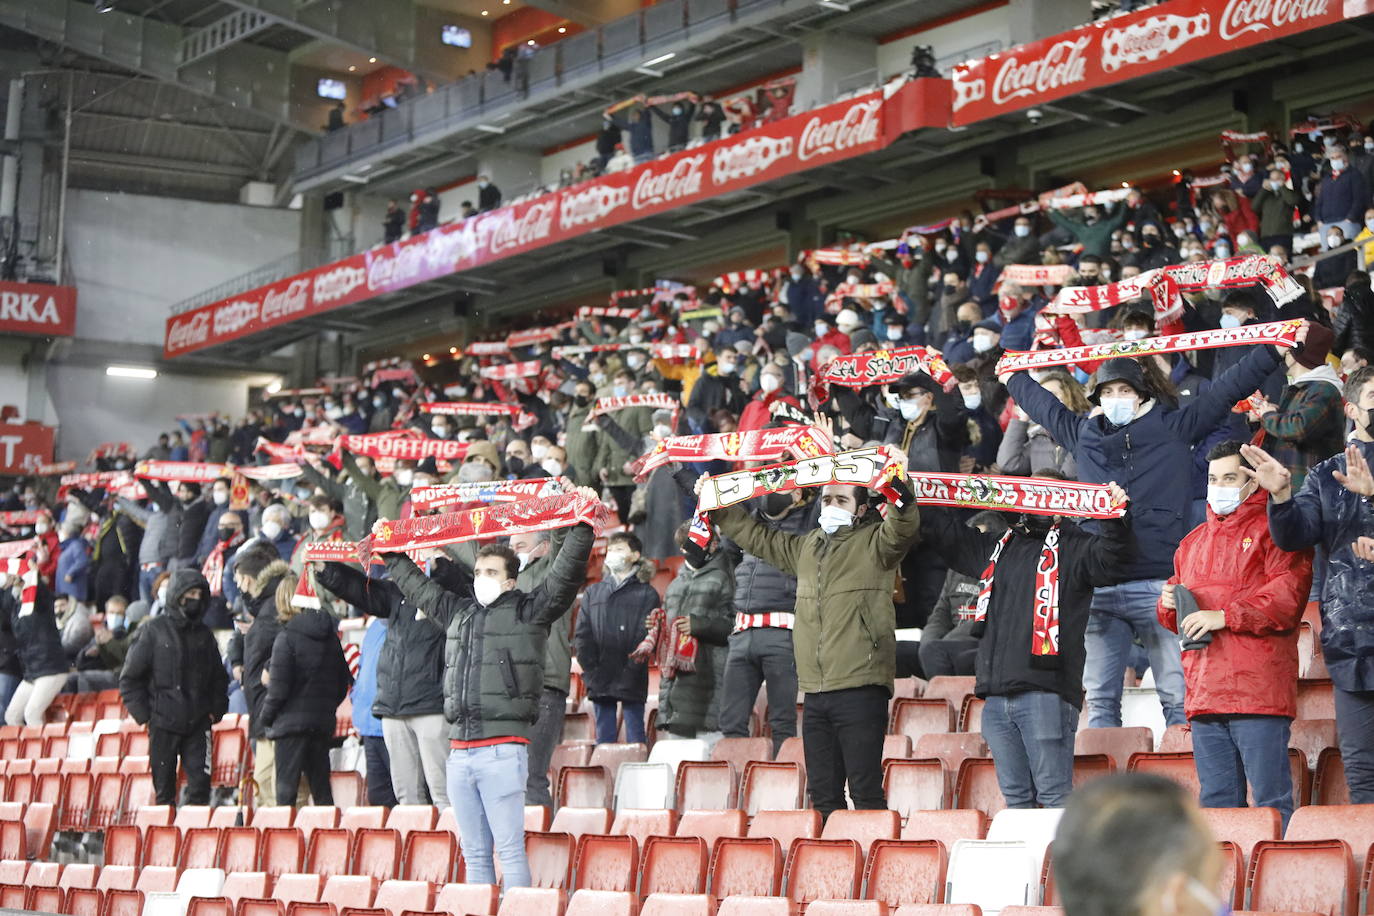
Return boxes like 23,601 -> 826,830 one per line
1083,579 -> 1186,728
138,564 -> 163,603
0,674 -> 19,718
592,700 -> 646,744
981,692 -> 1079,808
1190,715 -> 1294,830
1333,686 -> 1374,804
446,743 -> 530,888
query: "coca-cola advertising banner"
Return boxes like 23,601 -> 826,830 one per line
0,282 -> 76,338
0,423 -> 56,476
951,0 -> 1374,126
165,87 -> 891,357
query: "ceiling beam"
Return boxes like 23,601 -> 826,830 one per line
0,0 -> 314,133
68,148 -> 257,179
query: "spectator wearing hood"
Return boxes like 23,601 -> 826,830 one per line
1250,323 -> 1344,490
119,568 -> 229,805
55,519 -> 91,607
1005,331 -> 1296,730
258,571 -> 352,806
2,557 -> 68,727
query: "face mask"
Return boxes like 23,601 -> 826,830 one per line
899,399 -> 925,421
605,551 -> 631,573
478,180 -> 489,189
654,424 -> 673,439
790,268 -> 804,280
157,584 -> 168,605
672,107 -> 683,116
1207,485 -> 1245,516
945,248 -> 959,262
1014,224 -> 1030,238
473,576 -> 504,606
325,407 -> 343,421
1331,159 -> 1346,172
1328,235 -> 1342,249
818,505 -> 854,535
760,374 -> 781,392
308,510 -> 331,532
179,593 -> 208,621
1015,513 -> 1054,536
516,552 -> 532,571
974,250 -> 989,264
107,614 -> 125,632
612,384 -> 629,398
373,397 -> 385,408
431,424 -> 449,439
531,443 -> 549,461
814,323 -> 829,337
628,333 -> 645,345
885,326 -> 904,342
1198,220 -> 1212,234
934,242 -> 947,254
1219,312 -> 1243,329
1215,245 -> 1231,258
590,372 -> 606,386
212,489 -> 229,506
217,527 -> 238,542
394,469 -> 413,488
1101,396 -> 1137,426
963,392 -> 982,410
542,459 -> 563,477
972,334 -> 1001,355
717,361 -> 736,375
1367,219 -> 1374,233
34,521 -> 50,534
1123,329 -> 1148,341
260,520 -> 282,541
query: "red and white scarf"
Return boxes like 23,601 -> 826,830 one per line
3,557 -> 38,617
996,319 -> 1305,374
236,463 -> 304,481
580,306 -> 642,319
631,607 -> 697,678
135,461 -> 228,482
202,530 -> 246,597
825,281 -> 898,311
479,360 -> 544,380
812,345 -> 956,403
292,567 -> 321,610
0,511 -> 39,528
336,432 -> 470,462
907,473 -> 1128,518
37,462 -> 78,477
0,540 -> 35,561
1000,264 -> 1075,288
804,248 -> 871,267
421,402 -> 523,417
589,393 -> 680,418
713,269 -> 781,293
410,477 -> 571,513
633,425 -> 833,481
1047,256 -> 1302,323
968,526 -> 1063,662
505,327 -> 560,349
464,341 -> 510,356
364,493 -> 609,555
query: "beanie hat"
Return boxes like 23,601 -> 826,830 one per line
292,568 -> 320,610
1293,322 -> 1334,370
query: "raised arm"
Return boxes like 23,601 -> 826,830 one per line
341,451 -> 383,502
1007,372 -> 1083,453
296,460 -> 344,502
315,561 -> 401,617
382,552 -> 467,629
1173,342 -> 1284,442
711,503 -> 804,575
917,508 -> 1000,578
872,478 -> 921,568
533,523 -> 594,626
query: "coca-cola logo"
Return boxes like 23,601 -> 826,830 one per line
951,68 -> 986,112
166,312 -> 210,352
632,155 -> 706,210
261,278 -> 312,323
712,134 -> 795,183
212,298 -> 258,337
488,202 -> 555,255
312,265 -> 366,304
1219,0 -> 1329,40
797,100 -> 881,162
559,184 -> 629,230
991,35 -> 1091,106
1101,12 -> 1211,72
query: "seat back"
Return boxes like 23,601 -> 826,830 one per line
220,872 -> 270,903
741,762 -> 803,815
610,809 -> 676,848
563,889 -> 636,916
891,699 -> 956,744
434,883 -> 498,916
559,767 -> 611,809
1127,753 -> 1201,800
573,834 -> 638,892
549,807 -> 612,839
912,735 -> 987,773
614,764 -> 674,811
709,836 -> 782,898
1073,728 -> 1153,771
924,678 -> 977,709
946,840 -> 1039,915
320,876 -> 379,911
675,810 -> 745,847
784,838 -> 864,905
305,828 -> 353,878
373,880 -> 434,915
749,809 -> 822,850
261,828 -> 306,877
1287,805 -> 1374,873
674,762 -> 736,811
640,836 -> 708,896
273,874 -> 324,904
385,806 -> 438,838
822,810 -> 900,852
864,839 -> 947,908
886,760 -> 951,818
497,887 -> 568,916
1198,808 -> 1281,863
351,828 -> 402,882
1247,839 -> 1357,916
986,810 -> 1064,870
639,894 -> 713,916
526,831 -> 576,889
402,830 -> 457,884
711,738 -> 772,771
954,759 -> 1005,817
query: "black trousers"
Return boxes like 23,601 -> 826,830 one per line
919,637 -> 980,678
802,686 -> 889,821
149,726 -> 212,807
362,735 -> 398,808
719,628 -> 798,754
274,731 -> 334,806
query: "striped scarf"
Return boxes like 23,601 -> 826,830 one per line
201,530 -> 245,597
969,527 -> 1062,663
3,557 -> 38,618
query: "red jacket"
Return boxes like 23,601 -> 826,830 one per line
739,391 -> 799,433
1157,487 -> 1313,719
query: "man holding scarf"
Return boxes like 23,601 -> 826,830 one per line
917,474 -> 1132,808
200,511 -> 244,629
703,446 -> 920,822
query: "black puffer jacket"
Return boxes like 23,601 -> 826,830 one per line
259,607 -> 352,738
8,578 -> 67,680
730,496 -> 819,615
241,560 -> 290,739
119,569 -> 229,734
576,561 -> 661,703
316,559 -> 471,718
382,525 -> 593,742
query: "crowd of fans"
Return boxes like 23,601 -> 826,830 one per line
3,115 -> 1374,888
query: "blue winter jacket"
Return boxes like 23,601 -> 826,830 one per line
1008,342 -> 1283,580
1269,440 -> 1374,692
351,618 -> 388,738
56,537 -> 91,602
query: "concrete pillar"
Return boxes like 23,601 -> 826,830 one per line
297,192 -> 328,258
1007,0 -> 1091,46
795,32 -> 878,112
476,148 -> 543,200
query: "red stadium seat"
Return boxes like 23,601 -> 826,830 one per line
135,866 -> 180,893
784,838 -> 864,906
749,809 -> 822,851
610,809 -> 677,848
527,831 -> 576,889
527,807 -> 552,833
549,808 -> 612,839
1296,681 -> 1335,721
891,700 -> 956,745
306,828 -> 355,879
180,828 -> 225,871
674,762 -> 736,811
903,810 -> 987,846
143,823 -> 183,868
496,888 -> 567,916
187,898 -> 235,916
91,773 -> 125,830
573,834 -> 638,892
911,735 -> 987,773
711,738 -> 773,772
221,828 -> 263,874
176,806 -> 215,830
864,840 -> 947,909
675,810 -> 745,847
97,866 -> 138,891
1247,840 -> 1356,916
1199,808 -> 1281,864
370,879 -> 434,916
1289,720 -> 1338,772
261,828 -> 307,877
434,883 -> 498,916
351,828 -> 402,882
822,810 -> 900,852
342,807 -> 387,832
330,773 -> 367,811
1126,753 -> 1201,799
640,836 -> 708,896
401,830 -> 457,884
638,894 -> 713,916
1073,728 -> 1153,771
320,875 -> 379,912
565,890 -> 637,916
559,767 -> 612,809
0,884 -> 27,909
101,888 -> 145,916
295,807 -> 342,837
807,902 -> 888,916
60,772 -> 94,831
716,898 -> 790,916
251,808 -> 296,830
958,699 -> 984,734
1314,749 -> 1350,806
28,886 -> 66,916
103,825 -> 141,867
65,887 -> 103,916
886,759 -> 950,817
709,837 -> 783,898
385,806 -> 438,839
740,762 -> 803,815
221,873 -> 271,903
1286,806 -> 1374,873
954,758 -> 1004,817
211,730 -> 248,788
1071,755 -> 1115,788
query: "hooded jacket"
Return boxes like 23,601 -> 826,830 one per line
381,525 -> 593,742
316,557 -> 471,718
1159,488 -> 1313,719
713,485 -> 921,694
921,510 -> 1132,708
241,559 -> 290,739
1258,364 -> 1346,490
119,569 -> 229,734
576,559 -> 661,703
1008,343 -> 1283,579
658,549 -> 735,736
1269,440 -> 1374,692
258,607 -> 352,738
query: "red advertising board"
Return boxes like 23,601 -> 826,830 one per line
951,0 -> 1374,126
164,86 -> 898,357
0,282 -> 76,338
0,423 -> 56,476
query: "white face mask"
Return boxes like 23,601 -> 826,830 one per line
818,505 -> 854,535
1328,235 -> 1343,249
516,552 -> 532,571
626,355 -> 645,370
1101,396 -> 1137,426
542,459 -> 563,477
308,510 -> 331,532
759,374 -> 781,393
1219,312 -> 1243,329
34,521 -> 50,534
628,334 -> 644,345
157,584 -> 168,605
1014,224 -> 1030,238
975,250 -> 989,264
814,323 -> 828,337
963,392 -> 982,410
972,334 -> 996,353
531,443 -> 549,461
212,489 -> 229,506
605,551 -> 632,573
899,399 -> 925,422
394,469 -> 414,488
1123,329 -> 1148,341
325,407 -> 343,421
886,326 -> 904,341
260,520 -> 282,541
1206,484 -> 1245,516
473,576 -> 505,606
654,424 -> 673,440
431,424 -> 449,439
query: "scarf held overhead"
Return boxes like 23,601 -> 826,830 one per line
908,472 -> 1127,518
632,425 -> 834,482
996,319 -> 1304,374
135,461 -> 228,482
812,345 -> 956,403
409,477 -> 572,512
337,433 -> 471,461
364,493 -> 609,555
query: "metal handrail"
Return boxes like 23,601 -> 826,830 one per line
170,247 -> 331,314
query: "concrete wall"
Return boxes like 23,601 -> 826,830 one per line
64,189 -> 301,346
875,5 -> 1011,83
415,4 -> 495,80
